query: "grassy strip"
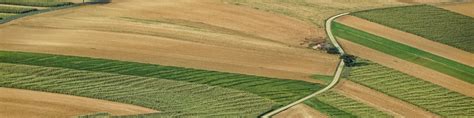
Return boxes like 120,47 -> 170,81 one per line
0,0 -> 73,7
311,75 -> 333,86
304,97 -> 355,117
0,51 -> 323,110
348,59 -> 474,116
0,63 -> 274,117
332,22 -> 474,84
0,6 -> 37,14
313,90 -> 391,118
352,5 -> 474,52
0,4 -> 76,24
0,12 -> 14,19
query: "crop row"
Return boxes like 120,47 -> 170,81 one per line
0,63 -> 274,117
352,5 -> 474,52
0,6 -> 37,14
306,90 -> 391,118
0,51 -> 323,111
348,59 -> 474,116
0,0 -> 73,7
332,22 -> 474,84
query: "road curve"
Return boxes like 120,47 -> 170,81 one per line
261,12 -> 349,118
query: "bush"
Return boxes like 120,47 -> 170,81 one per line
340,54 -> 357,67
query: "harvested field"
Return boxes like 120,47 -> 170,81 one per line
441,2 -> 474,17
348,59 -> 474,116
223,0 -> 407,28
338,39 -> 474,98
335,80 -> 438,118
274,104 -> 327,118
0,88 -> 157,118
336,15 -> 474,66
0,0 -> 339,82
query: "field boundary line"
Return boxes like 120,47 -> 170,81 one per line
261,12 -> 349,118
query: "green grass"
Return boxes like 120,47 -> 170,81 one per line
311,75 -> 333,85
304,97 -> 355,118
348,59 -> 474,116
0,0 -> 73,7
0,12 -> 14,19
352,5 -> 474,52
0,51 -> 323,112
0,63 -> 274,117
307,90 -> 392,118
0,6 -> 37,14
332,22 -> 474,84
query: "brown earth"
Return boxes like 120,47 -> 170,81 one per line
334,80 -> 439,118
0,0 -> 340,83
336,15 -> 474,67
337,38 -> 474,97
0,88 -> 157,118
273,104 -> 328,118
397,0 -> 469,3
440,2 -> 474,17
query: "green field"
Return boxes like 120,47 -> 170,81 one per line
0,0 -> 73,7
0,51 -> 324,116
0,13 -> 14,19
352,5 -> 474,52
347,59 -> 474,116
0,63 -> 274,117
332,22 -> 474,84
0,6 -> 37,14
305,90 -> 391,118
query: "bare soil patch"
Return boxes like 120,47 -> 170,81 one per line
338,39 -> 474,97
273,103 -> 328,118
0,87 -> 157,118
440,2 -> 474,17
0,0 -> 339,83
334,80 -> 439,118
336,15 -> 474,66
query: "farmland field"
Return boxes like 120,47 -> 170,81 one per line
0,62 -> 274,117
352,5 -> 474,52
332,22 -> 474,84
0,51 -> 324,116
348,59 -> 474,116
305,90 -> 391,117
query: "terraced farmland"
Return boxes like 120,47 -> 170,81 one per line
348,59 -> 474,116
332,22 -> 474,84
305,90 -> 391,117
0,51 -> 324,115
352,5 -> 474,52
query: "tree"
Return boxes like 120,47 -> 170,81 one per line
326,47 -> 340,54
340,54 -> 357,67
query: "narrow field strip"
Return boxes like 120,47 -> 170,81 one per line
0,63 -> 274,117
0,51 -> 323,110
306,90 -> 392,118
0,6 -> 36,14
332,22 -> 474,84
0,0 -> 73,7
347,59 -> 474,117
351,5 -> 474,52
